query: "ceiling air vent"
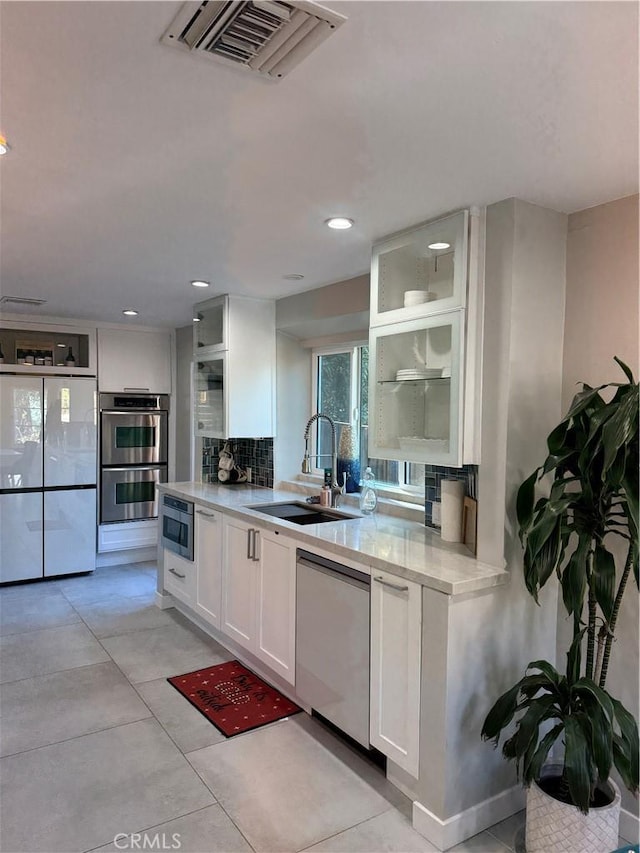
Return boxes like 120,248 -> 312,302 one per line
0,296 -> 47,307
161,0 -> 346,79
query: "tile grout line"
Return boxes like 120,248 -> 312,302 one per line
295,805 -> 398,852
69,570 -> 261,853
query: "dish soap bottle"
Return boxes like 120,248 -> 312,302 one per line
360,467 -> 377,514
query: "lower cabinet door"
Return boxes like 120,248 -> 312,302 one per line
44,487 -> 97,577
0,492 -> 43,583
164,547 -> 196,606
370,569 -> 422,778
221,517 -> 257,651
194,507 -> 222,629
255,530 -> 296,685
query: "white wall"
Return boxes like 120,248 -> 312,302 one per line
560,194 -> 639,825
273,331 -> 311,485
174,324 -> 193,482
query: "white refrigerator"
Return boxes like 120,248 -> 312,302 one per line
0,375 -> 97,583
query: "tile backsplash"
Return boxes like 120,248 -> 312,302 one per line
425,464 -> 478,528
202,438 -> 274,488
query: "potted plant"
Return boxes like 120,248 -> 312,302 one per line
481,357 -> 639,853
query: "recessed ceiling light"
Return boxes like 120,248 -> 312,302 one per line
122,309 -> 139,316
325,217 -> 354,230
283,273 -> 305,280
0,135 -> 10,156
191,280 -> 210,288
428,242 -> 451,250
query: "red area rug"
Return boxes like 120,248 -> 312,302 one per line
168,660 -> 301,737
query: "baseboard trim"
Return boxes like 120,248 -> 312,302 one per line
620,806 -> 640,845
413,786 -> 525,851
155,591 -> 174,610
96,546 -> 156,567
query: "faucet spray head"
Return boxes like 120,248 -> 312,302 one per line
301,436 -> 310,474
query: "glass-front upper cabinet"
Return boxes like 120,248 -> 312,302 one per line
193,296 -> 227,355
194,354 -> 226,438
370,210 -> 468,327
368,312 -> 464,467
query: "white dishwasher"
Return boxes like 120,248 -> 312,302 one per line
295,549 -> 370,748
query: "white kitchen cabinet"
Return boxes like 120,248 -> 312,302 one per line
370,210 -> 468,327
368,209 -> 482,466
44,487 -> 96,577
0,492 -> 43,582
221,515 -> 296,684
97,328 -> 172,394
164,547 -> 196,607
221,516 -> 257,650
255,528 -> 296,684
194,505 -> 222,629
0,319 -> 96,376
370,568 -> 422,778
193,295 -> 275,438
369,312 -> 464,466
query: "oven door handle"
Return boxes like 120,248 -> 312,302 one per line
100,411 -> 164,417
101,465 -> 166,472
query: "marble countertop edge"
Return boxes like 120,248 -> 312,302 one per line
158,482 -> 508,597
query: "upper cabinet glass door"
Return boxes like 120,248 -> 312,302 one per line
193,296 -> 227,355
368,312 -> 464,467
194,355 -> 226,439
370,210 -> 468,327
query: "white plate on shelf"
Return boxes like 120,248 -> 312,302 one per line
395,368 -> 442,380
398,437 -> 449,452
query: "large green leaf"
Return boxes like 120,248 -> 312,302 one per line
575,705 -> 612,782
566,629 -> 587,685
525,723 -> 564,784
611,697 -> 639,787
613,735 -> 637,794
572,679 -> 614,722
547,420 -> 570,456
511,695 -> 558,758
481,682 -> 523,743
516,469 -> 539,541
565,386 -> 607,421
527,660 -> 561,686
564,715 -> 593,813
591,544 -> 616,622
614,355 -> 636,384
561,537 -> 590,617
602,387 -> 639,476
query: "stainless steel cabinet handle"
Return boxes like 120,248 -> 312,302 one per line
169,567 -> 186,579
252,529 -> 260,562
196,510 -> 216,519
373,576 -> 409,592
247,528 -> 254,560
123,387 -> 150,391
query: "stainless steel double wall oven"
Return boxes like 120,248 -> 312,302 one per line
99,393 -> 169,523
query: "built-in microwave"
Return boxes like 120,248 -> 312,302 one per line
161,494 -> 194,561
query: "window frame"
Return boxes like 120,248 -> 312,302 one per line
310,342 -> 424,498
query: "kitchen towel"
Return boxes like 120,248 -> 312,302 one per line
441,479 -> 465,542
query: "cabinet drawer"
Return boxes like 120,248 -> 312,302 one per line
164,548 -> 196,606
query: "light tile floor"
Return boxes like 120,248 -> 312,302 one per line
0,563 -> 631,853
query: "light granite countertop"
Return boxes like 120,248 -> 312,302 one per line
159,482 -> 508,597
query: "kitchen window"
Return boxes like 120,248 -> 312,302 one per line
311,344 -> 424,494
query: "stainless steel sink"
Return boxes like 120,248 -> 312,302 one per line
246,501 -> 358,525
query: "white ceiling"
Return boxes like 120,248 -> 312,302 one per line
1,1 -> 637,329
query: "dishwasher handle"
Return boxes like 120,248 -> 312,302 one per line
297,550 -> 370,588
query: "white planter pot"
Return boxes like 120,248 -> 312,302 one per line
526,765 -> 621,853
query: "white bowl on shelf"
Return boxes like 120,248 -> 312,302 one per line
403,290 -> 436,307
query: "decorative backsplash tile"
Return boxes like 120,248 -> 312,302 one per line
424,464 -> 478,528
202,437 -> 274,488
